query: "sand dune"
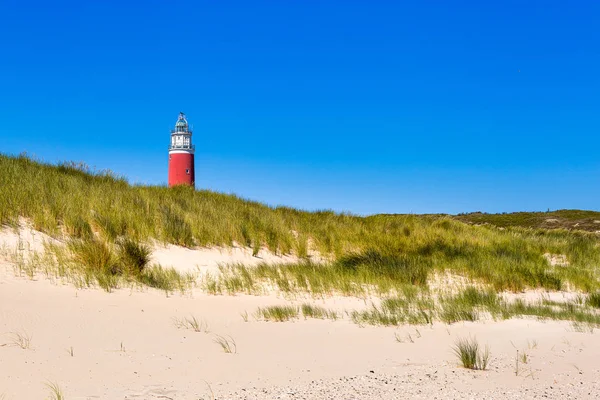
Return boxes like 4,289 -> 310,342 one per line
149,241 -> 309,276
1,227 -> 599,399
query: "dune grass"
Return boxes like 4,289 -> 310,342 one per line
205,226 -> 600,296
4,154 -> 600,270
256,305 -> 299,322
213,334 -> 237,354
455,210 -> 600,232
587,292 -> 600,308
63,238 -> 194,293
350,286 -> 600,327
174,316 -> 210,333
254,304 -> 339,322
0,153 -> 357,255
6,330 -> 32,349
300,303 -> 339,320
6,237 -> 194,294
2,154 -> 600,304
44,381 -> 65,400
453,337 -> 490,370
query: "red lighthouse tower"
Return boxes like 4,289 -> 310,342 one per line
168,112 -> 195,187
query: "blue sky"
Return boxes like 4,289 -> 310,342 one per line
1,1 -> 599,215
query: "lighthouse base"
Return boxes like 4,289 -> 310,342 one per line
168,153 -> 195,187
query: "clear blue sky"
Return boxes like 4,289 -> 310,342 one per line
1,1 -> 599,215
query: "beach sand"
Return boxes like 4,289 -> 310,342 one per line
1,226 -> 599,399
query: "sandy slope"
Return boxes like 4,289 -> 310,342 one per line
149,242 -> 307,276
0,221 -> 315,277
1,226 -> 600,399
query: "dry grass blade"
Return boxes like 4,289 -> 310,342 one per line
6,330 -> 32,349
173,316 -> 209,333
202,380 -> 215,400
213,334 -> 237,354
45,381 -> 65,400
240,311 -> 249,322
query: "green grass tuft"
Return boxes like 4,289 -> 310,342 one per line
587,292 -> 600,309
256,305 -> 299,322
300,304 -> 339,320
45,381 -> 65,400
453,337 -> 490,370
213,334 -> 237,353
116,238 -> 151,275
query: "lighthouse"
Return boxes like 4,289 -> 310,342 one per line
168,112 -> 195,187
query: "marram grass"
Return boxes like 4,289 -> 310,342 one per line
3,154 -> 600,301
350,286 -> 600,327
453,337 -> 490,370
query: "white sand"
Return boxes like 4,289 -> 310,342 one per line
149,242 -> 309,276
1,226 -> 599,399
0,221 -> 322,277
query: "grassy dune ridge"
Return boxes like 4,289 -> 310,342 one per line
455,210 -> 600,232
1,153 -> 364,255
2,153 -> 600,299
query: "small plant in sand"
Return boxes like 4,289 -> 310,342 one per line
6,330 -> 32,349
201,380 -> 215,400
256,305 -> 299,322
240,311 -> 249,322
67,346 -> 74,357
572,321 -> 595,333
394,332 -> 414,343
300,304 -> 339,320
453,337 -> 489,370
45,381 -> 64,400
213,334 -> 237,354
174,316 -> 210,333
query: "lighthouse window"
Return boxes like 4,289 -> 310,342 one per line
186,169 -> 190,174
